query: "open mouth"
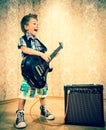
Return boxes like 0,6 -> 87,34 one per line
34,29 -> 38,31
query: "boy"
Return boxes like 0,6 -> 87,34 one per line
15,13 -> 55,129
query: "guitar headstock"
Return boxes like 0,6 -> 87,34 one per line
59,42 -> 63,49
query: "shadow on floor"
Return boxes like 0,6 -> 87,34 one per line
0,97 -> 106,130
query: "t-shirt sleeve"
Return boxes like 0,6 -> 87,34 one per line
18,36 -> 27,49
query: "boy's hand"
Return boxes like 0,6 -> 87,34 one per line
21,46 -> 51,62
40,53 -> 51,62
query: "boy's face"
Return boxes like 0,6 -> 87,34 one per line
24,18 -> 38,37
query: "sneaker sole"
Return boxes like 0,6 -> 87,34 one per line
14,123 -> 27,129
40,115 -> 55,120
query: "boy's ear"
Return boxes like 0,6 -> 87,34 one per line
24,24 -> 29,31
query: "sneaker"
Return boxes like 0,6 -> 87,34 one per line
40,106 -> 55,120
15,110 -> 27,129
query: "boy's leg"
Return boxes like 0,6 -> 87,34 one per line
38,88 -> 55,120
15,79 -> 31,128
40,97 -> 46,106
18,98 -> 26,110
15,98 -> 27,128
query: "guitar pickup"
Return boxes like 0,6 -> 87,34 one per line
35,65 -> 43,76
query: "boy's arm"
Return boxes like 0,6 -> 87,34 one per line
21,46 -> 50,62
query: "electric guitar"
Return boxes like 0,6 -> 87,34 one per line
21,42 -> 63,89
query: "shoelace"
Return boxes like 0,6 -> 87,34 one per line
45,110 -> 51,117
40,106 -> 52,117
17,112 -> 24,123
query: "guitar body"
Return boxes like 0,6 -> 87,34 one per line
21,55 -> 50,89
21,42 -> 63,89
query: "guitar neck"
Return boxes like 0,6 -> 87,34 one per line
49,42 -> 63,63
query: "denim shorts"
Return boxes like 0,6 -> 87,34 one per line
19,79 -> 48,99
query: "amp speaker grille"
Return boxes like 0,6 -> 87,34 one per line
64,84 -> 104,127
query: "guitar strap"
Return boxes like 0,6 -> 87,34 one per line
22,35 -> 47,57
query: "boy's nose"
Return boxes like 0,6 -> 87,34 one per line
36,25 -> 38,29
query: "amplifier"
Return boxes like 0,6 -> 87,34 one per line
64,84 -> 104,127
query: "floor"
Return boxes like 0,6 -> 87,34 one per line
0,96 -> 106,130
